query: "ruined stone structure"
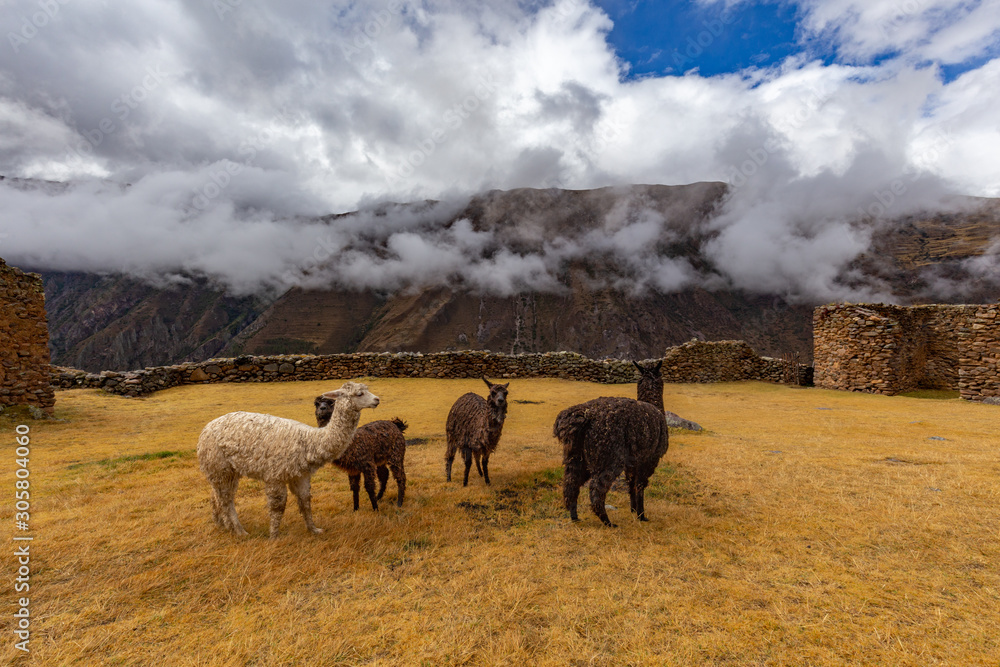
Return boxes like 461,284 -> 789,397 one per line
0,259 -> 55,414
813,303 -> 999,400
663,339 -> 813,385
53,340 -> 806,398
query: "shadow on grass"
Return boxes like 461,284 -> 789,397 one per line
899,389 -> 961,400
67,450 -> 195,471
644,463 -> 702,503
455,467 -> 565,526
454,463 -> 709,527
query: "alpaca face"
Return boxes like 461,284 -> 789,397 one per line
322,382 -> 380,412
314,396 -> 334,427
482,377 -> 509,413
352,383 -> 380,410
487,382 -> 509,413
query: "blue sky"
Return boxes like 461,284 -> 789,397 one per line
596,0 -> 803,77
595,0 -> 999,82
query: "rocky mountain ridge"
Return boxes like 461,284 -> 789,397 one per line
25,183 -> 1000,372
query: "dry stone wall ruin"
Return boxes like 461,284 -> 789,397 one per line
0,259 -> 55,414
53,340 -> 807,398
813,303 -> 998,400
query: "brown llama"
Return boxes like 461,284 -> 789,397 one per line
634,359 -> 703,431
553,361 -> 669,526
445,377 -> 509,486
315,395 -> 407,511
634,360 -> 664,410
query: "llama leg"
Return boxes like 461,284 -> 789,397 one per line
376,465 -> 389,500
209,485 -> 226,528
589,467 -> 621,527
349,474 -> 361,511
445,439 -> 458,481
389,461 -> 406,507
481,452 -> 491,486
562,459 -> 589,522
216,475 -> 247,536
625,471 -> 638,515
290,476 -> 323,534
474,451 -> 483,477
266,481 -> 288,538
635,472 -> 651,522
636,488 -> 647,521
210,475 -> 231,531
462,448 -> 473,487
359,463 -> 379,511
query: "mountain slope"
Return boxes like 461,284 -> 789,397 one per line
222,278 -> 813,362
36,183 -> 1000,371
42,272 -> 269,371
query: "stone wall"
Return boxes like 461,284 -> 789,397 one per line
0,259 -> 55,414
663,339 -> 812,385
52,340 -> 808,398
813,303 -> 998,400
957,305 -> 1000,400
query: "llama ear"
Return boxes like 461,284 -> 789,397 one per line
632,360 -> 644,372
482,376 -> 494,389
654,360 -> 663,373
500,383 -> 509,390
322,389 -> 344,400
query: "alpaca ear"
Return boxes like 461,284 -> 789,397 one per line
500,383 -> 509,390
322,389 -> 344,400
482,376 -> 494,389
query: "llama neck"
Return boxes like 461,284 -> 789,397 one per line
489,405 -> 507,436
319,401 -> 361,461
638,381 -> 664,411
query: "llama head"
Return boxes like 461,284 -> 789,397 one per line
314,395 -> 334,427
322,381 -> 380,412
632,360 -> 663,379
633,360 -> 664,410
482,376 -> 509,415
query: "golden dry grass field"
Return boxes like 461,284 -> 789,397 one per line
3,378 -> 999,665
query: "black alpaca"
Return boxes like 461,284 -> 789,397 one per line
552,360 -> 669,526
634,359 -> 664,410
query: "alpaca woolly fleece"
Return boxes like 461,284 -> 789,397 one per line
315,394 -> 408,511
554,363 -> 669,526
197,381 -> 378,537
445,377 -> 509,486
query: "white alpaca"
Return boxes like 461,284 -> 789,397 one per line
197,381 -> 379,537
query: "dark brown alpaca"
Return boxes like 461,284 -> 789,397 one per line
445,377 -> 509,486
553,361 -> 669,526
635,359 -> 703,431
315,396 -> 407,511
634,360 -> 664,410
